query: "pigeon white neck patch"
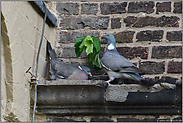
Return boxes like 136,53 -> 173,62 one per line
108,43 -> 115,50
78,66 -> 83,70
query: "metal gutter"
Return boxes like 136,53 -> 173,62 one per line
31,1 -> 57,27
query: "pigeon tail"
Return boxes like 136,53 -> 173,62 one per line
128,73 -> 154,86
139,79 -> 155,86
130,73 -> 145,81
47,41 -> 57,59
47,41 -> 52,54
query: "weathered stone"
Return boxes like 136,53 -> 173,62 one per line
56,3 -> 79,15
124,16 -> 180,27
105,83 -> 177,103
117,47 -> 148,59
46,117 -> 86,122
114,31 -> 135,43
3,112 -> 20,122
168,61 -> 182,73
128,1 -> 154,14
172,117 -> 182,122
143,118 -> 159,122
157,119 -> 171,122
152,46 -> 182,59
167,31 -> 182,41
145,76 -> 179,85
139,61 -> 165,74
117,117 -> 160,122
120,79 -> 142,85
59,16 -> 109,30
156,2 -> 171,14
136,30 -> 164,42
59,47 -> 88,58
84,31 -> 101,38
37,80 -> 106,104
100,2 -> 127,15
91,118 -> 114,122
59,47 -> 76,58
117,118 -> 141,122
173,2 -> 182,14
144,76 -> 160,85
81,3 -> 98,15
59,31 -> 82,43
59,31 -> 100,43
158,76 -> 178,84
111,18 -> 121,29
37,80 -> 181,115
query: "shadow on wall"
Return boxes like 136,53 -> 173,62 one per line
1,12 -> 15,122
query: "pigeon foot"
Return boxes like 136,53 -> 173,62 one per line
105,80 -> 111,85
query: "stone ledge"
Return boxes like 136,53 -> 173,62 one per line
37,80 -> 106,86
36,80 -> 182,115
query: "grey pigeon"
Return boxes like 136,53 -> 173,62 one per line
47,41 -> 92,80
100,33 -> 152,86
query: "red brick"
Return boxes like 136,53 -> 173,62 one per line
114,31 -> 135,43
111,18 -> 121,29
139,61 -> 165,74
168,61 -> 182,73
124,16 -> 180,27
173,2 -> 182,14
152,46 -> 182,59
156,2 -> 171,14
100,2 -> 127,15
117,47 -> 148,59
128,1 -> 154,14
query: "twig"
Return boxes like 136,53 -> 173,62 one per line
123,16 -> 142,32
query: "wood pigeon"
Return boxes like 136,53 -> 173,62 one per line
47,41 -> 92,80
100,33 -> 152,86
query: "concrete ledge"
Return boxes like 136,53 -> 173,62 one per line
36,80 -> 182,115
37,80 -> 106,86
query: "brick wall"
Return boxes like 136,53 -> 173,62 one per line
56,1 -> 182,84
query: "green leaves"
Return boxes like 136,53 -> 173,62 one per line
74,35 -> 102,71
74,37 -> 85,57
93,36 -> 101,52
83,36 -> 93,55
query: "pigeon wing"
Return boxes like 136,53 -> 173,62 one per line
47,41 -> 86,80
50,58 -> 78,79
101,51 -> 143,73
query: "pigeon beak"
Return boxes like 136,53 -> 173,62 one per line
100,34 -> 108,38
88,72 -> 92,77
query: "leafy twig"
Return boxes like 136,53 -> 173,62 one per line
74,36 -> 102,71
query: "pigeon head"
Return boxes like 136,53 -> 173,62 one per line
79,66 -> 92,77
100,33 -> 116,50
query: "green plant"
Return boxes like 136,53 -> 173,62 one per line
74,35 -> 102,72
